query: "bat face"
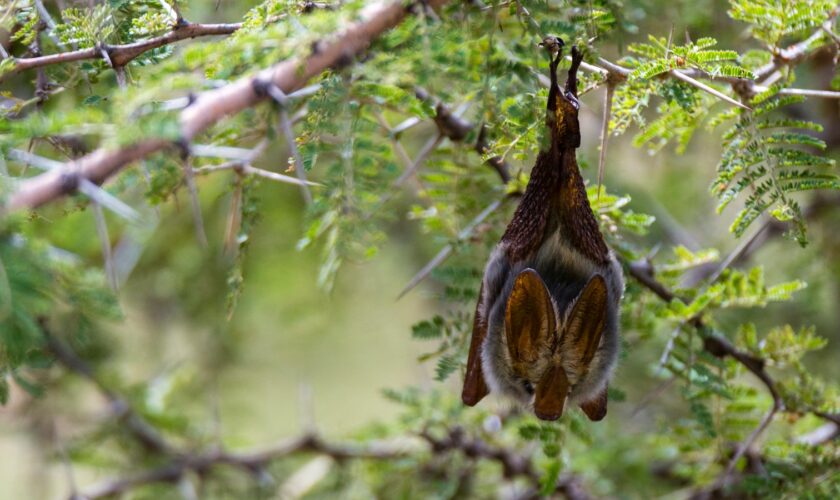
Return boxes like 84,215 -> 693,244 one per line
479,264 -> 618,421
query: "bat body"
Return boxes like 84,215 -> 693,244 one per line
462,41 -> 624,421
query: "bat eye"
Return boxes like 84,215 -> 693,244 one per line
522,380 -> 535,395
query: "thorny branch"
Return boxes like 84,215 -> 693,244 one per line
4,4 -> 840,213
5,0 -> 450,211
627,258 -> 840,497
2,22 -> 242,81
2,4 -> 836,497
45,318 -> 591,498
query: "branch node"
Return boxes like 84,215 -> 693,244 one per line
95,42 -> 115,68
252,78 -> 288,107
59,170 -> 80,195
310,39 -> 327,56
331,49 -> 355,70
175,138 -> 191,160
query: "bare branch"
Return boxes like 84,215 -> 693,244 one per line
259,82 -> 314,204
181,155 -> 208,247
414,87 -> 512,183
774,87 -> 840,99
421,427 -> 591,500
92,202 -> 118,290
798,421 -> 840,446
754,13 -> 839,82
702,334 -> 784,481
394,133 -> 442,186
7,149 -> 140,221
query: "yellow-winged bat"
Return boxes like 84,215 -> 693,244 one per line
462,39 -> 624,421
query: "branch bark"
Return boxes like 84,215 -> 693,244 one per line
3,22 -> 242,79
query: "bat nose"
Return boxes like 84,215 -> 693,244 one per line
534,408 -> 562,421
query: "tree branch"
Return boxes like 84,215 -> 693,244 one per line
3,22 -> 242,79
40,322 -> 175,455
6,0 -> 449,212
421,426 -> 590,500
78,433 -> 417,499
414,86 -> 513,183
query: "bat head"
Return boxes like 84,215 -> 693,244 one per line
481,269 -> 612,420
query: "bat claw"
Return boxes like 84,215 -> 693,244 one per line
539,35 -> 565,54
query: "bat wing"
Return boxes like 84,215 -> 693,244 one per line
580,385 -> 608,421
462,281 -> 489,406
563,275 -> 610,421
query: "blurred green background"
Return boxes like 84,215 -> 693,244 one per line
2,0 -> 839,498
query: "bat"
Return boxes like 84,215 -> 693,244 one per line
461,38 -> 624,421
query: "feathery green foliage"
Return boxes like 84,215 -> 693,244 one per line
712,90 -> 838,244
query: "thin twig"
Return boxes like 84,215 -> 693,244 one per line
33,0 -> 65,49
92,202 -> 118,291
194,161 -> 321,187
224,176 -> 243,256
596,82 -> 615,199
397,197 -> 505,299
7,149 -> 140,221
776,87 -> 840,99
181,155 -> 208,247
394,134 -> 442,186
754,13 -> 839,82
261,83 -> 314,205
670,70 -> 751,110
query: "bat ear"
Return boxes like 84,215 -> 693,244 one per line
534,364 -> 569,420
505,269 -> 557,365
579,385 -> 608,421
563,274 -> 608,369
